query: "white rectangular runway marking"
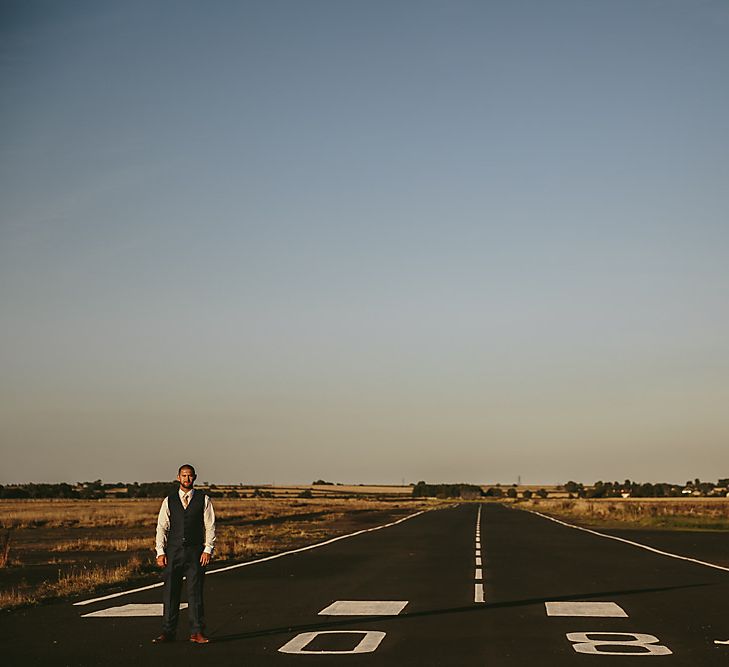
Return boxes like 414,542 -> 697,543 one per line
475,568 -> 482,580
476,556 -> 482,566
82,603 -> 188,618
545,601 -> 627,617
474,583 -> 484,603
319,601 -> 408,616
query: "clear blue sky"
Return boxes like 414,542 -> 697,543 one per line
1,0 -> 728,485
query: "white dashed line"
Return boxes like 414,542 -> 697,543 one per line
474,504 -> 485,603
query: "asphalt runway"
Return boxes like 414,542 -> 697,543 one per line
3,503 -> 729,666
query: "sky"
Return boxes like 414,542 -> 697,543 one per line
1,0 -> 728,486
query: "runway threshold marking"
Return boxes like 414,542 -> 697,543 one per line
81,603 -> 187,618
526,509 -> 729,573
474,504 -> 484,604
545,601 -> 628,617
74,509 -> 427,607
318,601 -> 408,616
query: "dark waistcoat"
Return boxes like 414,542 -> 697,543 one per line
167,490 -> 206,549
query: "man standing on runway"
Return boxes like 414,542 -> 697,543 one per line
153,464 -> 216,644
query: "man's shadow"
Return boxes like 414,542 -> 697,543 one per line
210,581 -> 711,644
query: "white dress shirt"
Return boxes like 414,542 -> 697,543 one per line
155,488 -> 216,556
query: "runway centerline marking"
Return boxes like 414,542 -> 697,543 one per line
318,601 -> 408,616
545,601 -> 628,617
474,504 -> 485,603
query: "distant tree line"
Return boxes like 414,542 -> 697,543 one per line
0,483 -> 81,499
562,478 -> 725,498
411,482 -> 484,499
0,480 -> 227,499
489,486 -> 549,499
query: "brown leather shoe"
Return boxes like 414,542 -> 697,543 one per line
152,633 -> 175,643
189,632 -> 210,644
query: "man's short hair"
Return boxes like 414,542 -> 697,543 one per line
178,464 -> 196,476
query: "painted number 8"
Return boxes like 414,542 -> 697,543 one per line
567,632 -> 672,656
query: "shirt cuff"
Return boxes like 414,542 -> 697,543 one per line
156,549 -> 166,557
203,546 -> 214,555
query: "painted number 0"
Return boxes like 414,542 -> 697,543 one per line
567,632 -> 672,656
279,631 -> 386,655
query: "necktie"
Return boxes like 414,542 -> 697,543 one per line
182,493 -> 189,509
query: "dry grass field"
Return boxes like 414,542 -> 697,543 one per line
0,495 -> 436,610
513,497 -> 729,531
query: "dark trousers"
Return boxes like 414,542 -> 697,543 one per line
161,544 -> 206,634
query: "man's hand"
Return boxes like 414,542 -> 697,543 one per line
156,554 -> 167,568
200,551 -> 212,567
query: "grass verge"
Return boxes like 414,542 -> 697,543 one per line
1,555 -> 151,611
514,498 -> 729,531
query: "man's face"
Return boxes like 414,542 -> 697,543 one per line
177,468 -> 196,490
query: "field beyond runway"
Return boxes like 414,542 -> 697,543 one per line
3,503 -> 729,665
